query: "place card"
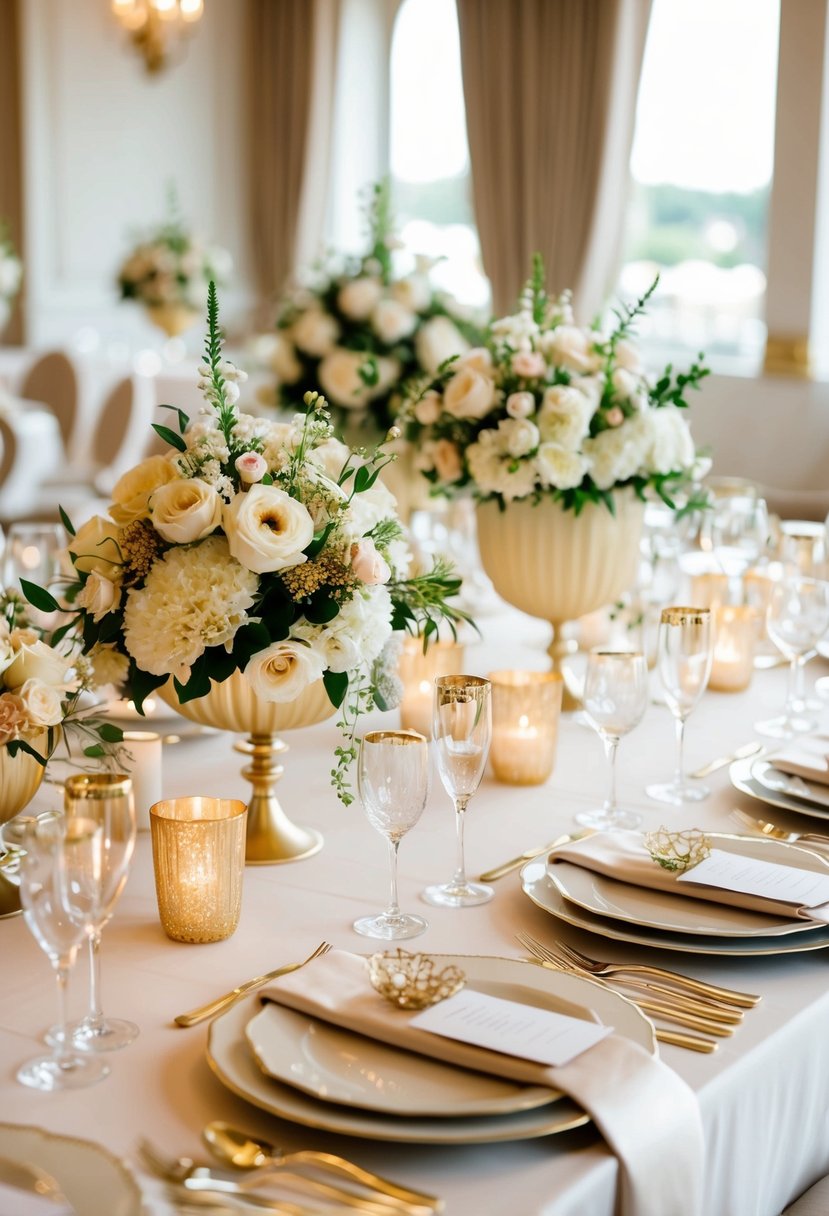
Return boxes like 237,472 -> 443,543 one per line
678,848 -> 829,909
409,988 -> 612,1067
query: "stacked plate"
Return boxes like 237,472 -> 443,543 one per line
206,954 -> 656,1145
731,755 -> 829,820
521,833 -> 829,957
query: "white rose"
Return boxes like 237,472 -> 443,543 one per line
371,298 -> 417,344
498,418 -> 539,458
506,391 -> 535,419
245,640 -> 325,702
391,275 -> 431,312
19,678 -> 63,728
4,641 -> 72,690
150,478 -> 222,544
318,349 -> 400,409
309,437 -> 351,482
543,325 -> 600,373
443,365 -> 496,420
415,316 -> 468,374
76,572 -> 121,623
291,308 -> 340,357
0,636 -> 14,676
413,390 -> 442,425
535,443 -> 589,490
536,385 -> 594,450
338,277 -> 383,320
223,484 -> 314,574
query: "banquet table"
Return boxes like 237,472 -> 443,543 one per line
2,611 -> 829,1216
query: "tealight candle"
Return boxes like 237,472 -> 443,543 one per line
398,637 -> 465,737
149,797 -> 247,943
122,730 -> 162,831
709,605 -> 756,692
488,670 -> 563,785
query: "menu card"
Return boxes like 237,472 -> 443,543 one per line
679,848 -> 829,909
410,988 -> 612,1067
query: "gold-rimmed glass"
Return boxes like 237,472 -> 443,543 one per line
353,730 -> 430,941
647,607 -> 713,805
422,675 -> 492,908
577,651 -> 649,831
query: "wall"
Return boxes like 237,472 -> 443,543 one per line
19,0 -> 255,352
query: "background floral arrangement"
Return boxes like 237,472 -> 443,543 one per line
55,285 -> 468,802
404,259 -> 710,514
265,180 -> 482,439
0,221 -> 22,329
117,195 -> 231,312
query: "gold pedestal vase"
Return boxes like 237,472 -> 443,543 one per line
0,735 -> 48,918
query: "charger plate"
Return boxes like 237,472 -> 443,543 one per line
548,833 -> 828,938
731,756 -> 829,821
0,1124 -> 141,1216
522,860 -> 829,956
208,954 -> 655,1145
749,758 -> 829,810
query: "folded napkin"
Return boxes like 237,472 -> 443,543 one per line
773,737 -> 829,786
262,949 -> 704,1216
550,831 -> 829,923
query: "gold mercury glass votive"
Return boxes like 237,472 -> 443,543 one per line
149,797 -> 247,944
488,670 -> 563,785
398,636 -> 465,738
688,570 -> 731,610
709,605 -> 757,692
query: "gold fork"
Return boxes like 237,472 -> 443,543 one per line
521,934 -> 761,1008
731,809 -> 829,850
174,942 -> 332,1027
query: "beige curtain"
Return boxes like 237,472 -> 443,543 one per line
456,0 -> 651,318
0,0 -> 24,343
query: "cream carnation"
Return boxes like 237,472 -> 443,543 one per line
443,365 -> 496,420
223,484 -> 314,575
639,407 -> 696,475
244,640 -> 325,703
535,443 -> 589,490
88,643 -> 130,689
122,536 -> 258,681
150,478 -> 223,543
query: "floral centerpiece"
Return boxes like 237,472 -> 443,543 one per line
266,180 -> 482,441
55,284 -> 469,804
0,222 -> 22,332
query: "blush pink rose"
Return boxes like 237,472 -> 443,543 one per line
235,452 -> 269,485
512,351 -> 546,379
350,538 -> 391,585
506,391 -> 535,419
605,407 -> 625,427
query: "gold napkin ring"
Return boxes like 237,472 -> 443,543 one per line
645,827 -> 712,873
369,949 -> 466,1010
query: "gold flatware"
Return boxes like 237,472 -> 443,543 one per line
731,809 -> 829,850
595,975 -> 743,1022
655,1030 -> 717,1054
691,742 -> 764,779
516,933 -> 761,1008
203,1122 -> 442,1213
477,832 -> 587,882
0,1155 -> 68,1206
174,942 -> 331,1028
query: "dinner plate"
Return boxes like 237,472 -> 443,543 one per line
548,833 -> 828,938
750,758 -> 829,810
0,1124 -> 141,1216
208,954 -> 656,1145
522,860 -> 829,956
731,756 -> 829,822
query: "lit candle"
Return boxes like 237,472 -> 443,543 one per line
398,637 -> 465,738
489,671 -> 563,785
709,605 -> 756,692
122,730 -> 162,831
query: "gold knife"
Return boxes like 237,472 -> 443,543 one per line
478,831 -> 589,882
690,741 -> 763,779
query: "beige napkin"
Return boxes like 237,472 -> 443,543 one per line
550,831 -> 829,923
773,737 -> 829,785
262,949 -> 704,1216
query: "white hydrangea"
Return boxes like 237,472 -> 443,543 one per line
467,432 -> 538,501
638,406 -> 696,475
292,585 -> 393,673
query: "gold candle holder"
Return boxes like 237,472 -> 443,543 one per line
149,797 -> 247,944
488,670 -> 563,785
709,605 -> 756,692
398,637 -> 465,738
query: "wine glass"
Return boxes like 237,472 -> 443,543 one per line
4,521 -> 64,591
422,675 -> 492,908
778,523 -> 828,707
756,577 -> 829,738
711,494 -> 769,581
353,731 -> 430,940
60,774 -> 139,1051
1,811 -> 109,1090
647,607 -> 713,805
577,651 -> 649,830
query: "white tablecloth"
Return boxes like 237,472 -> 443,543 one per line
2,613 -> 829,1215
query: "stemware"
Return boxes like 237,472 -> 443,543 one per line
647,607 -> 713,805
577,651 -> 649,830
756,577 -> 829,738
60,774 -> 139,1051
710,493 -> 769,582
422,675 -> 493,908
1,811 -> 109,1090
3,521 -> 64,592
353,731 -> 430,941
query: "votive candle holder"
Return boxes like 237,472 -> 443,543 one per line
488,670 -> 563,785
398,637 -> 465,738
709,605 -> 756,692
150,797 -> 247,943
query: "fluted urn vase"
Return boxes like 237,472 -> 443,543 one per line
0,735 -> 48,918
476,494 -> 645,708
145,302 -> 200,338
158,672 -> 335,864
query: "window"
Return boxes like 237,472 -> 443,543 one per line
617,0 -> 780,374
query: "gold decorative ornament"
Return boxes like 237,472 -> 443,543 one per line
368,949 -> 466,1010
645,827 -> 712,874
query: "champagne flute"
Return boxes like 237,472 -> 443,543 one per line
60,774 -> 139,1051
422,674 -> 492,908
647,607 -> 713,805
756,577 -> 829,738
353,731 -> 430,940
1,811 -> 109,1090
577,651 -> 649,830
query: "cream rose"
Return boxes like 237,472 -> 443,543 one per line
72,515 -> 123,579
371,298 -> 417,345
535,442 -> 589,490
149,478 -> 222,544
223,484 -> 314,574
544,325 -> 600,373
76,572 -> 121,623
413,390 -> 442,425
350,538 -> 391,586
458,347 -> 492,374
337,277 -> 383,321
19,678 -> 63,728
291,308 -> 340,357
244,640 -> 325,703
506,391 -> 535,419
512,350 -> 546,378
110,456 -> 178,526
442,366 -> 496,420
271,334 -> 303,384
429,438 -> 464,482
415,316 -> 468,375
318,350 -> 400,410
498,418 -> 539,458
4,640 -> 72,690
